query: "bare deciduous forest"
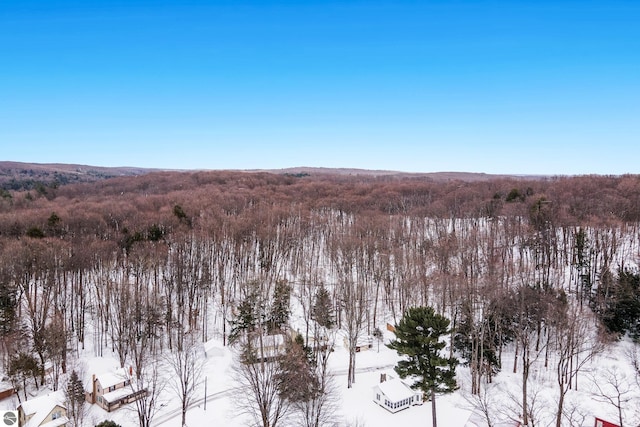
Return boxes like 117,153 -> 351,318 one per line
2,170 -> 640,426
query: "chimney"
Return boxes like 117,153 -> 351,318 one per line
380,373 -> 387,383
91,374 -> 97,403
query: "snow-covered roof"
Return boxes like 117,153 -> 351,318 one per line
80,356 -> 123,390
377,379 -> 418,403
204,340 -> 226,357
18,391 -> 66,427
101,386 -> 137,403
39,416 -> 69,427
96,368 -> 129,389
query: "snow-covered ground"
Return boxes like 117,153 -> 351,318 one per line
143,333 -> 477,427
2,324 -> 639,426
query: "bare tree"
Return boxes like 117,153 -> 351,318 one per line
340,278 -> 368,389
561,400 -> 591,427
504,379 -> 550,427
627,344 -> 640,390
554,305 -> 602,427
511,283 -> 552,426
291,374 -> 339,427
463,384 -> 498,427
44,315 -> 69,391
234,334 -> 290,427
590,365 -> 639,427
285,287 -> 340,427
166,336 -> 205,427
131,355 -> 165,427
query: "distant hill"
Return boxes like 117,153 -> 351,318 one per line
0,161 -> 543,192
257,167 -> 540,181
0,161 -> 154,191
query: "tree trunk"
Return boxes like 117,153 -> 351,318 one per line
347,348 -> 355,388
522,346 -> 529,427
431,387 -> 437,427
555,388 -> 564,427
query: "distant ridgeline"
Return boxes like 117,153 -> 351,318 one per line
0,162 -> 150,192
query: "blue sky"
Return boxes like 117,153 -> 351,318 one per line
1,0 -> 639,174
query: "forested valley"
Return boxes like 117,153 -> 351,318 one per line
1,170 -> 640,426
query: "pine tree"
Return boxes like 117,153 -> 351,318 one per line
268,280 -> 291,334
312,285 -> 334,330
66,370 -> 86,427
229,290 -> 260,345
387,306 -> 458,427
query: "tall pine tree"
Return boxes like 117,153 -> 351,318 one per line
387,306 -> 458,427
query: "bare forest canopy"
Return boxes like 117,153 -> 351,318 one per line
1,169 -> 639,229
2,168 -> 640,425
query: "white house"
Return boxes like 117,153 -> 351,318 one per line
372,373 -> 423,413
17,391 -> 69,427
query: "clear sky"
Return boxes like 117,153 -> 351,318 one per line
1,0 -> 639,174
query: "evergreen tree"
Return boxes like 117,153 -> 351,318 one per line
0,278 -> 17,338
66,370 -> 86,427
268,280 -> 291,334
453,313 -> 500,385
598,268 -> 640,340
574,227 -> 592,303
229,290 -> 261,345
8,352 -> 41,402
95,421 -> 122,427
311,285 -> 334,330
387,306 -> 458,427
276,336 -> 319,403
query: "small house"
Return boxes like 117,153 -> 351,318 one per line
17,391 -> 68,427
244,333 -> 287,362
0,381 -> 15,401
85,368 -> 146,412
343,335 -> 373,352
373,373 -> 423,413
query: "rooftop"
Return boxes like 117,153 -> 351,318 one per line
377,379 -> 418,403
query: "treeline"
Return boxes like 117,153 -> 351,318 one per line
1,170 -> 640,426
0,162 -> 149,192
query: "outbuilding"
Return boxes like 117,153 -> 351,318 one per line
372,373 -> 423,413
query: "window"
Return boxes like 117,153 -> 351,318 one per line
376,393 -> 380,401
52,411 -> 61,420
